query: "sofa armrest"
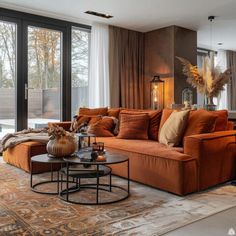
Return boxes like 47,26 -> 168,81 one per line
48,121 -> 72,131
184,131 -> 236,190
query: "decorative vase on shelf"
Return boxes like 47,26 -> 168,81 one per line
204,96 -> 217,111
182,88 -> 193,106
47,125 -> 77,158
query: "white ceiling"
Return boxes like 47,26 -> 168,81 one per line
1,0 -> 236,51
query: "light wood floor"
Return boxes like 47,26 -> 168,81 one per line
163,206 -> 236,236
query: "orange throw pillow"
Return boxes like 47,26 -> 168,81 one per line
184,109 -> 217,137
88,116 -> 102,125
78,107 -> 108,116
120,109 -> 162,140
87,117 -> 115,137
211,110 -> 228,131
117,113 -> 149,140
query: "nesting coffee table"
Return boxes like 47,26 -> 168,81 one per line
31,154 -> 67,195
60,151 -> 130,205
30,151 -> 130,205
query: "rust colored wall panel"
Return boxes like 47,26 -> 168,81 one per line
144,25 -> 197,109
174,26 -> 197,104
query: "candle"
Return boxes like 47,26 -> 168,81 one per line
96,155 -> 106,162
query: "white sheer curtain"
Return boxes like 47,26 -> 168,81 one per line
88,23 -> 110,108
215,50 -> 228,109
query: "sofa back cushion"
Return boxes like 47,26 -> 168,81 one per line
117,113 -> 149,139
184,109 -> 217,137
160,108 -> 227,133
120,109 -> 162,140
108,108 -> 121,118
78,107 -> 108,116
159,108 -> 174,129
211,110 -> 228,131
159,110 -> 190,147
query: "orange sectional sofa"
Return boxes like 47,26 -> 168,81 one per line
3,108 -> 236,195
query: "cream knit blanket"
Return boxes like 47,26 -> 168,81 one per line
0,128 -> 49,152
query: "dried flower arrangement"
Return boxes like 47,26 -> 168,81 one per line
177,56 -> 231,105
48,124 -> 74,140
47,124 -> 77,157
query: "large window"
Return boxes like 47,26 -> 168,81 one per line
28,26 -> 62,128
0,20 -> 16,138
0,8 -> 91,136
71,27 -> 90,117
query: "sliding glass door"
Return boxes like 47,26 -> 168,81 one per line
0,8 -> 91,137
0,20 -> 17,138
71,27 -> 90,117
27,26 -> 62,128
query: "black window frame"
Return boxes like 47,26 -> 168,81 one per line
0,7 -> 91,131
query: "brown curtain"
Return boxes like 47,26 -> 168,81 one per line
109,26 -> 144,109
226,50 -> 236,110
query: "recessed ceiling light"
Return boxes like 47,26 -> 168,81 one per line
218,43 -> 223,46
85,11 -> 113,19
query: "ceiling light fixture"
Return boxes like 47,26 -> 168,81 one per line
85,11 -> 113,19
208,15 -> 215,51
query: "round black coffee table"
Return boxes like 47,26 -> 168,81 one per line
30,154 -> 68,195
60,151 -> 130,205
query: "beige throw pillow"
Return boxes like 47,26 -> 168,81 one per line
159,110 -> 190,147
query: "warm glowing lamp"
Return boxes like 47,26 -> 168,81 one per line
150,75 -> 165,109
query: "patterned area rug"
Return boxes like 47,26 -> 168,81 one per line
1,159 -> 236,236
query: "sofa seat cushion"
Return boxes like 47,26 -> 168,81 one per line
3,141 -> 56,173
97,137 -> 189,160
97,137 -> 197,195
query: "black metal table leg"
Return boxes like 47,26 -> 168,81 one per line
128,159 -> 130,194
30,161 -> 33,188
88,136 -> 91,147
96,164 -> 99,204
60,163 -> 63,191
57,170 -> 60,194
50,163 -> 53,181
109,172 -> 112,192
78,137 -> 81,150
66,162 -> 69,201
61,173 -> 63,191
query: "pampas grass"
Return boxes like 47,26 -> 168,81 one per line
176,56 -> 231,99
